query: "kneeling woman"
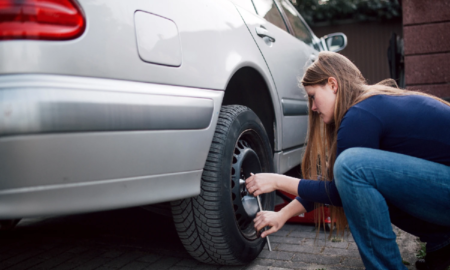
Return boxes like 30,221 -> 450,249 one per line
245,52 -> 450,270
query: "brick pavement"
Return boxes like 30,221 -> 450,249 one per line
0,207 -> 420,270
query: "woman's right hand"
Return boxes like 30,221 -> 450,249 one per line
245,173 -> 277,197
253,210 -> 287,238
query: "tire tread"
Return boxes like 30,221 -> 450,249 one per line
171,105 -> 254,265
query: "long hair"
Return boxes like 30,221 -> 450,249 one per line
300,51 -> 450,234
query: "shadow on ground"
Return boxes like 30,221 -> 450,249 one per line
0,207 -> 204,270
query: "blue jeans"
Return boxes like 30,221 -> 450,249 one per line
334,148 -> 450,270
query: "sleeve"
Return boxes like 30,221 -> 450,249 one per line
296,107 -> 384,211
295,196 -> 314,212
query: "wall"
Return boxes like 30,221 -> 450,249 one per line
402,0 -> 450,100
312,19 -> 403,85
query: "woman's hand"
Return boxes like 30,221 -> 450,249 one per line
245,173 -> 301,197
254,211 -> 287,238
245,173 -> 277,197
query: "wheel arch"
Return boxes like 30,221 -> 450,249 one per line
222,67 -> 277,152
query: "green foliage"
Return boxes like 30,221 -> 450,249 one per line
415,241 -> 450,270
331,237 -> 342,242
417,241 -> 426,259
293,0 -> 402,25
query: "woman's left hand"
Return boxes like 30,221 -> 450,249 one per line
254,211 -> 286,238
245,173 -> 277,197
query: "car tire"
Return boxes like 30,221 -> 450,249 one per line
171,105 -> 275,265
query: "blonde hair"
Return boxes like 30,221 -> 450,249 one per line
300,51 -> 450,234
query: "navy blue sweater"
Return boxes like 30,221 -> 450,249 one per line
296,94 -> 450,212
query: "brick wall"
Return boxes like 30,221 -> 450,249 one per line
403,0 -> 450,99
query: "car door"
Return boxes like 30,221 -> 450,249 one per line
235,0 -> 317,151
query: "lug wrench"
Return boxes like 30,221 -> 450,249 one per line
256,194 -> 272,251
240,177 -> 272,251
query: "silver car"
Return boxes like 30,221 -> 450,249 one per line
0,0 -> 346,265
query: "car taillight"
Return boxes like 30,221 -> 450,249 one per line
0,0 -> 86,40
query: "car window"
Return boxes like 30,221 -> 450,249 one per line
252,0 -> 288,32
279,0 -> 313,45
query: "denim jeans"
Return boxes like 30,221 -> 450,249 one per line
334,148 -> 450,270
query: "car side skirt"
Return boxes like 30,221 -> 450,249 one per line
0,170 -> 202,219
274,145 -> 306,174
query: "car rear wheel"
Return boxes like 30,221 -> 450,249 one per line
171,105 -> 275,265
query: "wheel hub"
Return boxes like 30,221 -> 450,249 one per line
231,138 -> 263,239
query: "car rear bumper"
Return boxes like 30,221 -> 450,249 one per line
0,74 -> 223,218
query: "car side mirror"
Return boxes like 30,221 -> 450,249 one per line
321,33 -> 347,52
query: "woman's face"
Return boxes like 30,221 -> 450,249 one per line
305,78 -> 338,124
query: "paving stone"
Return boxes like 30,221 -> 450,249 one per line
317,238 -> 350,249
302,264 -> 331,270
168,266 -> 194,270
99,250 -> 142,268
347,243 -> 359,250
247,258 -> 275,267
218,265 -> 246,270
71,256 -> 112,270
101,249 -> 124,258
175,258 -> 199,267
265,242 -> 279,251
137,253 -> 163,263
344,249 -> 360,258
257,250 -> 294,261
271,230 -> 291,237
270,236 -> 304,245
28,253 -> 73,270
276,243 -> 321,254
0,250 -> 27,263
270,260 -> 309,269
326,266 -> 360,270
192,264 -> 221,270
145,257 -> 183,270
281,224 -> 303,232
321,247 -> 356,256
340,256 -> 365,269
292,253 -> 341,265
245,265 -> 272,270
291,225 -> 316,232
0,209 -> 420,270
7,257 -> 45,270
119,261 -> 150,270
287,231 -> 322,239
57,249 -> 108,270
246,265 -> 296,270
0,247 -> 47,269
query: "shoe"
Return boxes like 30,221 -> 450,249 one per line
415,244 -> 450,270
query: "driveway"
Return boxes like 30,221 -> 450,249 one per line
0,207 -> 419,270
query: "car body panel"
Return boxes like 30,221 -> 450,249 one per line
0,0 -> 331,218
0,0 -> 273,92
0,0 -> 285,148
0,74 -> 223,217
0,168 -> 202,219
0,75 -> 214,136
236,3 -> 313,150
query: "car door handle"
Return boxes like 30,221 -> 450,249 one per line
255,26 -> 276,42
310,55 -> 316,63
